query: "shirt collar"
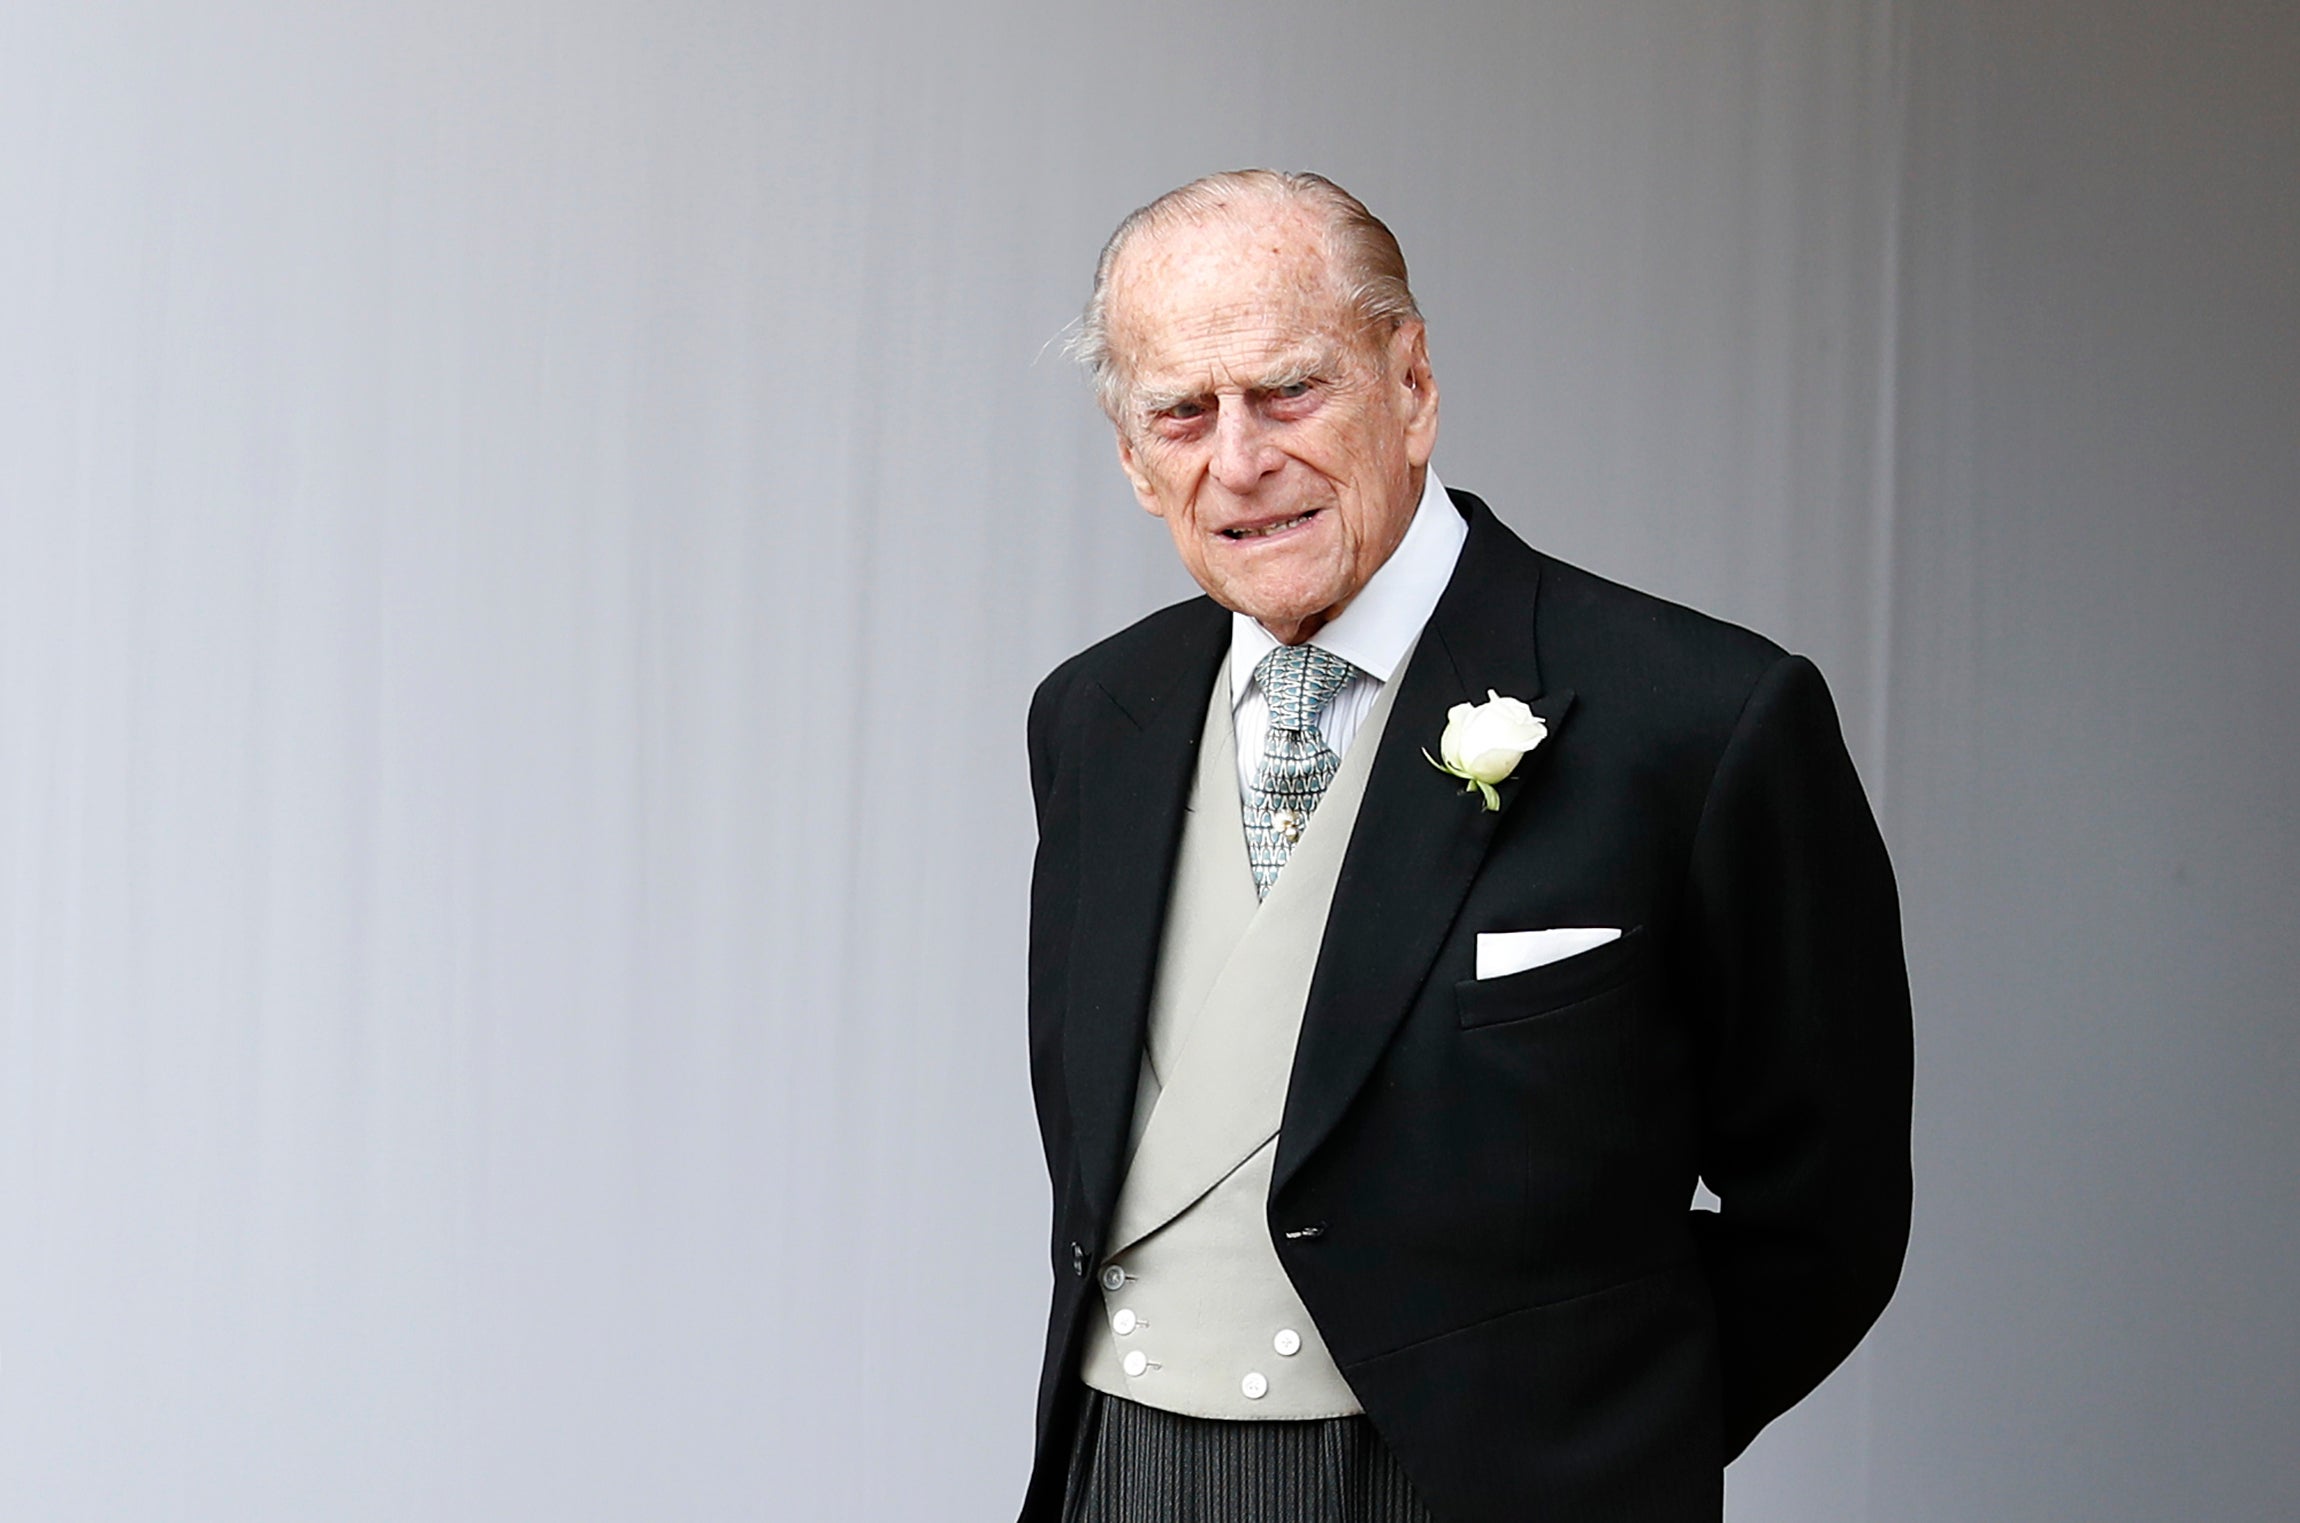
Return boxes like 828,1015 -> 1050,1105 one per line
1230,466 -> 1467,709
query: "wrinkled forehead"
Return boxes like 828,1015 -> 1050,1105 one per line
1105,206 -> 1364,387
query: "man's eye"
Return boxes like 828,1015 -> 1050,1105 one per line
1165,401 -> 1206,421
1273,381 -> 1313,400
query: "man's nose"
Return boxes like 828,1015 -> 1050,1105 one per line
1207,398 -> 1280,493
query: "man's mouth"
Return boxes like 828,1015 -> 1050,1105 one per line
1221,509 -> 1321,540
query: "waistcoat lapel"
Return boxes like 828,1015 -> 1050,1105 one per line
1105,669 -> 1404,1259
1136,676 -> 1259,1097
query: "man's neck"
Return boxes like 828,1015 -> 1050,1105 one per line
1231,467 -> 1464,692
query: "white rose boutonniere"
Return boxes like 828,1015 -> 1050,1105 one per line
1426,690 -> 1547,811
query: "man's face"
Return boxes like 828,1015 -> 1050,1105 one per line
1104,204 -> 1439,646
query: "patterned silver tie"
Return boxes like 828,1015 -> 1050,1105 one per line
1242,642 -> 1358,898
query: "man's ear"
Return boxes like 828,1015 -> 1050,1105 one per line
1391,322 -> 1440,468
1115,431 -> 1164,516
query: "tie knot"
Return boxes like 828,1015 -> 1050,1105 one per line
1254,642 -> 1355,734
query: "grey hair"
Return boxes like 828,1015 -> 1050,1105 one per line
1065,169 -> 1423,422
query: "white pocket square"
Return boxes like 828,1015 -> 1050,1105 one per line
1475,927 -> 1623,980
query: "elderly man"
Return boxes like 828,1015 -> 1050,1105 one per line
1020,171 -> 1911,1523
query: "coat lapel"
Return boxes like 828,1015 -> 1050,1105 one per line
1275,496 -> 1575,1193
1064,600 -> 1230,1232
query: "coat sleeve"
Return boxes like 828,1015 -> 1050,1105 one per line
1681,653 -> 1914,1460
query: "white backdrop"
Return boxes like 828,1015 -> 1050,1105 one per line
2,1 -> 2292,1518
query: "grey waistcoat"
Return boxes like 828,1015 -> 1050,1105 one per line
1079,661 -> 1402,1420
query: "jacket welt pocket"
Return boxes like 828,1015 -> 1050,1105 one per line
1454,926 -> 1649,1029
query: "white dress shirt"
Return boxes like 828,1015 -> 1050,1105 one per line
1230,467 -> 1467,792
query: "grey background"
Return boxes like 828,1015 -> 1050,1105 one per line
2,1 -> 2293,1518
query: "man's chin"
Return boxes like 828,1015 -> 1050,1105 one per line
1224,590 -> 1345,644
1186,550 -> 1357,637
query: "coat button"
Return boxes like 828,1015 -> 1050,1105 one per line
1111,1308 -> 1138,1336
1070,1243 -> 1086,1276
1099,1264 -> 1128,1292
1273,1329 -> 1302,1357
1241,1372 -> 1268,1400
1122,1350 -> 1149,1379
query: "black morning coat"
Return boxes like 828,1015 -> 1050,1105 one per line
1019,490 -> 1913,1522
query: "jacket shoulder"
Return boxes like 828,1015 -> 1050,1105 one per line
1026,595 -> 1227,811
1029,595 -> 1227,729
1517,539 -> 1865,842
1447,488 -> 1790,716
1529,549 -> 1790,718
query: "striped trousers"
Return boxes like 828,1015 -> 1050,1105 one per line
1062,1388 -> 1437,1523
